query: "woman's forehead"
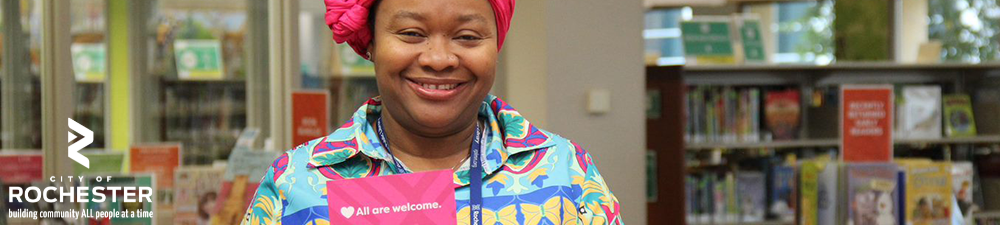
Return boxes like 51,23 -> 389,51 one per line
377,0 -> 496,23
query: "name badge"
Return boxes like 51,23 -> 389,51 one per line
326,169 -> 457,224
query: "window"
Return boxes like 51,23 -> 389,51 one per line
774,0 -> 835,64
644,7 -> 690,66
929,0 -> 1000,63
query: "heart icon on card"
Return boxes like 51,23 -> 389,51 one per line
340,206 -> 355,219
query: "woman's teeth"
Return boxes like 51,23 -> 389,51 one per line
421,83 -> 457,90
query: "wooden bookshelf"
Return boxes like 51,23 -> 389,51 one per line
686,139 -> 840,150
647,63 -> 1000,225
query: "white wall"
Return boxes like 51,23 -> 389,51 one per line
501,0 -> 647,223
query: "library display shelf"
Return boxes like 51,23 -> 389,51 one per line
686,139 -> 839,150
685,135 -> 1000,150
683,62 -> 1000,72
689,221 -> 791,225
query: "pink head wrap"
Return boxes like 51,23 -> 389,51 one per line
324,0 -> 515,60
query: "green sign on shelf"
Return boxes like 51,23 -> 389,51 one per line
740,20 -> 767,63
174,39 -> 224,80
71,43 -> 107,82
681,20 -> 735,65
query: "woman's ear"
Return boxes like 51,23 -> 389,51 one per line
367,42 -> 375,60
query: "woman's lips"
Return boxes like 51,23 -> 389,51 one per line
406,78 -> 468,101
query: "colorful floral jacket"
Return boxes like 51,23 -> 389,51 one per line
242,95 -> 623,224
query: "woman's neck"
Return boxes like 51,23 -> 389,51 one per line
378,110 -> 477,172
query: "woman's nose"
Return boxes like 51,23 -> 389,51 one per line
417,37 -> 459,73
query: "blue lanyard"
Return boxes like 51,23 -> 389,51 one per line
375,117 -> 484,225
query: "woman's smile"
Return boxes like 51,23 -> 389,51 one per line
404,76 -> 471,101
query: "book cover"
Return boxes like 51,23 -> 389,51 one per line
174,166 -> 225,225
130,143 -> 182,218
214,146 -> 280,222
800,158 -> 826,225
802,156 -> 838,225
737,171 -> 766,222
898,86 -> 942,140
899,161 -> 953,225
770,165 -> 796,221
950,162 -> 974,212
765,89 -> 801,140
847,163 -> 900,225
817,160 -> 839,225
942,94 -> 977,137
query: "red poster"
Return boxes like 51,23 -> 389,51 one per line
841,85 -> 894,163
292,91 -> 330,147
130,143 -> 182,188
0,153 -> 43,184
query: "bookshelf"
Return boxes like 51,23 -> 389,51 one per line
686,135 -> 1000,150
646,64 -> 1000,225
159,78 -> 247,165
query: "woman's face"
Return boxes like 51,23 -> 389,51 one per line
370,0 -> 498,136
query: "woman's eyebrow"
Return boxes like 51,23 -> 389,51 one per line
457,14 -> 488,24
393,11 -> 426,21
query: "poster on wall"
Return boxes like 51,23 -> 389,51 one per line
840,85 -> 894,163
174,39 -> 225,80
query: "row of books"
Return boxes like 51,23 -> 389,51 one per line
684,86 -> 760,143
685,171 -> 769,224
684,84 -> 992,144
0,141 -> 279,225
684,155 -> 1000,225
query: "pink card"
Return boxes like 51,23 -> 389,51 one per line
326,169 -> 458,224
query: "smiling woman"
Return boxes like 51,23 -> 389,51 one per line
241,0 -> 623,224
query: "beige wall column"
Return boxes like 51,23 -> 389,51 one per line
500,0 -> 647,223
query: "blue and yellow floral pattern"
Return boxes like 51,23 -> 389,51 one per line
242,95 -> 623,224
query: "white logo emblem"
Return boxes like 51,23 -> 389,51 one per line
340,206 -> 355,219
68,118 -> 92,168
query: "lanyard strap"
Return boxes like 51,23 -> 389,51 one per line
375,117 -> 484,225
469,121 -> 484,225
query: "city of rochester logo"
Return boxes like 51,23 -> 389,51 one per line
4,119 -> 155,221
68,118 -> 92,168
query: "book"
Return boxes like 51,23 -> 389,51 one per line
770,165 -> 796,221
942,94 -> 977,137
950,162 -> 975,212
130,143 -> 182,221
174,166 -> 225,225
899,161 -> 953,225
765,89 -> 801,140
737,172 -> 767,222
800,158 -> 827,225
214,146 -> 280,222
897,86 -> 942,140
846,163 -> 901,225
817,160 -> 839,225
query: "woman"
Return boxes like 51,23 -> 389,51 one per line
242,0 -> 622,224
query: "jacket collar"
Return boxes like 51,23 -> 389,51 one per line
307,95 -> 556,185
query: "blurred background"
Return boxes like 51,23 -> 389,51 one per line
0,0 -> 998,224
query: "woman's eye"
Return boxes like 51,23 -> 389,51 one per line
455,35 -> 482,41
400,31 -> 425,37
